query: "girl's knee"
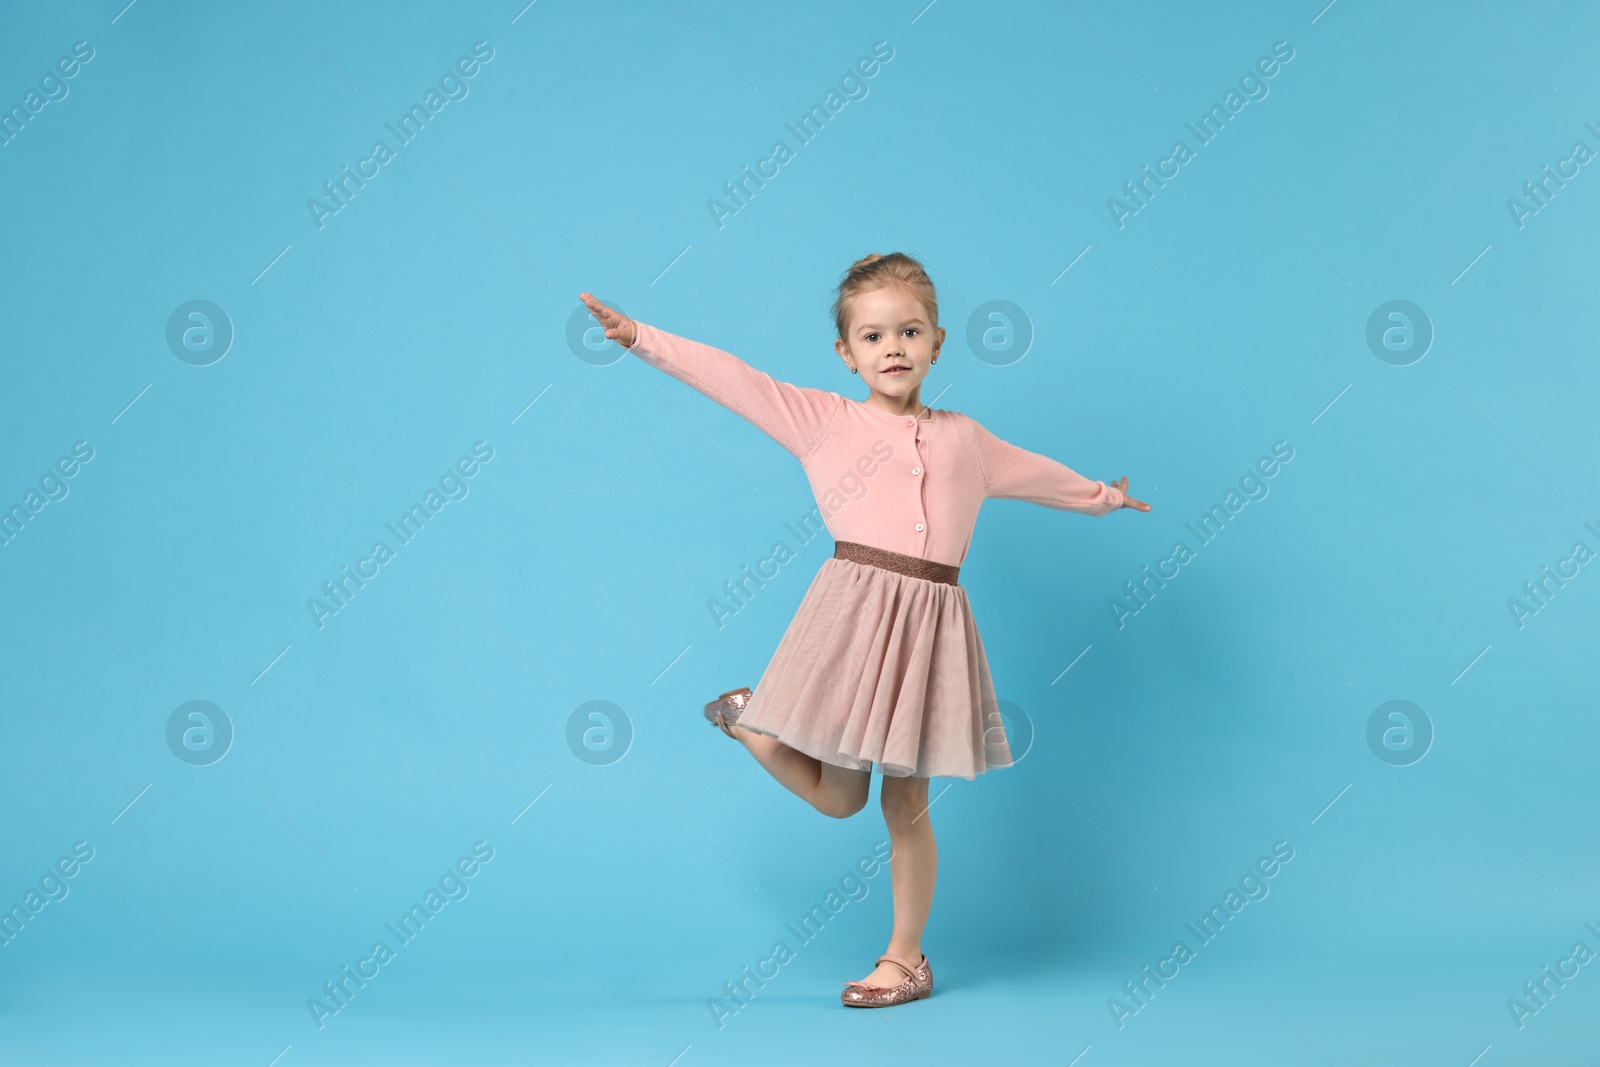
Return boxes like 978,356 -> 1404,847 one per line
815,765 -> 871,818
816,791 -> 869,819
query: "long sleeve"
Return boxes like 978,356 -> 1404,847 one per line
965,415 -> 1125,515
624,320 -> 841,461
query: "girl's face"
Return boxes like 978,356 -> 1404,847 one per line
834,285 -> 944,403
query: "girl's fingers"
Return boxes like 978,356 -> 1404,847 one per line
1110,477 -> 1150,511
579,292 -> 615,322
579,292 -> 634,347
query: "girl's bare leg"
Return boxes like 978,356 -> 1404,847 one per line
853,772 -> 935,987
727,724 -> 870,819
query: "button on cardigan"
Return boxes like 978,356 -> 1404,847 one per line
624,320 -> 1125,568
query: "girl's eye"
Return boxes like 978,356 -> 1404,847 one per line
904,328 -> 919,337
866,332 -> 880,342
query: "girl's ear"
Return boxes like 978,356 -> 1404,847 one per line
834,337 -> 856,373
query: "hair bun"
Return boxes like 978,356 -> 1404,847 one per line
830,250 -> 939,342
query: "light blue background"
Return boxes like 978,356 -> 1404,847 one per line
2,1 -> 1597,1063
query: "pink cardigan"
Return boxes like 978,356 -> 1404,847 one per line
625,321 -> 1125,568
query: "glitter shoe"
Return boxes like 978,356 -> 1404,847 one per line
703,687 -> 753,738
840,953 -> 933,1008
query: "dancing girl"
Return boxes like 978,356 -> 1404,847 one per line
580,251 -> 1148,1008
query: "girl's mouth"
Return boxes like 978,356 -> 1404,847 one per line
884,367 -> 909,375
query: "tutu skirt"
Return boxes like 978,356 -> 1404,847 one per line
734,545 -> 1013,780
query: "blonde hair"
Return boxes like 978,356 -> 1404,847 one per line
831,252 -> 939,342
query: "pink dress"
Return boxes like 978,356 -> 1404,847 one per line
626,321 -> 1125,780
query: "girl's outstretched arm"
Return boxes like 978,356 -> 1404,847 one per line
580,292 -> 839,462
964,415 -> 1150,514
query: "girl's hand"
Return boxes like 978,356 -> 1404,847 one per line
579,292 -> 637,349
1111,476 -> 1151,512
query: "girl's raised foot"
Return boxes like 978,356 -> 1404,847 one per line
704,687 -> 753,739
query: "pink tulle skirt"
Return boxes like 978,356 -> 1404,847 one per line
734,556 -> 1013,780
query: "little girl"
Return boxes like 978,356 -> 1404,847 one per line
580,252 -> 1148,1009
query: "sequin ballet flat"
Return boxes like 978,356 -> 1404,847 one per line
703,687 -> 753,738
840,953 -> 933,1008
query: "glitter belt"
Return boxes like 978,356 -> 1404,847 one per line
833,540 -> 960,586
